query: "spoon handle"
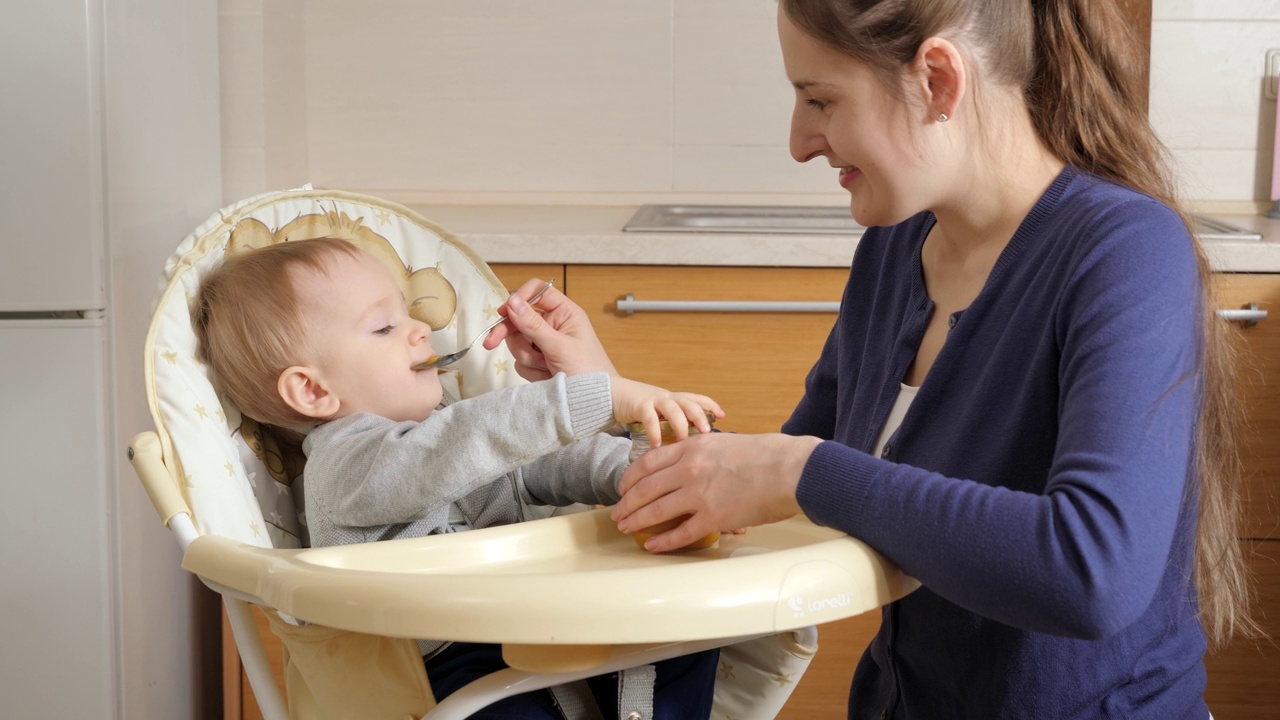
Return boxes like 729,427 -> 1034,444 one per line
416,279 -> 555,370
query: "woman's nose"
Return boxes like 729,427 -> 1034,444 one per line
789,107 -> 827,163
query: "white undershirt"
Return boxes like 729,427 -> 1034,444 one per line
871,383 -> 919,459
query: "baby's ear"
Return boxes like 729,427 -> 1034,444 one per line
278,366 -> 339,419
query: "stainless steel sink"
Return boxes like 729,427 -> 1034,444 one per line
624,204 -> 863,235
622,204 -> 1263,241
1194,215 -> 1263,241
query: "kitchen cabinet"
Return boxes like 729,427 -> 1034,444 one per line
566,264 -> 864,719
1204,273 -> 1280,720
224,262 -> 1275,720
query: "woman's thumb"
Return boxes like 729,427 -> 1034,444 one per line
505,295 -> 546,337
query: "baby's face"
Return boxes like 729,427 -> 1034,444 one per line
295,249 -> 443,422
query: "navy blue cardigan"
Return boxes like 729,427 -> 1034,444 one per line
787,166 -> 1209,719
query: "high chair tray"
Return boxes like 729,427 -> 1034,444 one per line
184,507 -> 918,646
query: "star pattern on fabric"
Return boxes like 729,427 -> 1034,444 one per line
161,350 -> 178,365
194,404 -> 208,419
375,209 -> 391,226
224,461 -> 235,477
483,303 -> 500,320
182,474 -> 194,490
216,408 -> 226,423
250,522 -> 261,538
493,358 -> 509,375
771,672 -> 793,687
718,660 -> 736,681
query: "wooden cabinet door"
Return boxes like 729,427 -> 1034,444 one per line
1205,539 -> 1280,719
1214,274 -> 1280,540
569,264 -> 872,719
1205,274 -> 1280,720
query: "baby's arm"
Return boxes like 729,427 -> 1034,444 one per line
306,373 -> 618,527
519,379 -> 724,508
519,434 -> 632,507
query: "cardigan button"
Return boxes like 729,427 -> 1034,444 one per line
880,443 -> 892,459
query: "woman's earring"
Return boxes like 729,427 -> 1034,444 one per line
937,113 -> 949,122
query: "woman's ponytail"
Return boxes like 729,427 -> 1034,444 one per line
1027,0 -> 1260,648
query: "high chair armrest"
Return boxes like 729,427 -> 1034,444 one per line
128,431 -> 191,529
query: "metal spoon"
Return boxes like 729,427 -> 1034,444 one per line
414,280 -> 554,370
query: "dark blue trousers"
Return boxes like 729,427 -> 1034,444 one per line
426,641 -> 719,719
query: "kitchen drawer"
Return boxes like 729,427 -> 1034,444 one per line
567,264 -> 850,435
1214,274 -> 1280,540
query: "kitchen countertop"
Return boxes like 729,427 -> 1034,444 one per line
406,203 -> 1280,273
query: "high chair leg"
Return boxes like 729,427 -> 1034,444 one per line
226,597 -> 290,720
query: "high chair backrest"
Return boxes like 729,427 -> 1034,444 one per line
144,187 -> 530,546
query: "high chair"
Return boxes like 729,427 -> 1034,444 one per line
126,187 -> 919,720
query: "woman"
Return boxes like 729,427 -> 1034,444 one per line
495,0 -> 1258,717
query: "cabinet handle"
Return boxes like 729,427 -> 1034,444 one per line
1217,303 -> 1267,327
616,294 -> 841,316
617,296 -> 1268,325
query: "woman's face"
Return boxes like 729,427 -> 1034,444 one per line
778,6 -> 937,227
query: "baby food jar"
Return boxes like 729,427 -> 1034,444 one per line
625,413 -> 720,552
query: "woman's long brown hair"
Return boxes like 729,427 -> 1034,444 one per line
780,0 -> 1258,647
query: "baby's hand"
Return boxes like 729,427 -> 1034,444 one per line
610,377 -> 723,447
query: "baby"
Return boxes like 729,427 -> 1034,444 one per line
193,236 -> 723,720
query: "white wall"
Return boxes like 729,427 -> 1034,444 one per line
105,0 -> 224,718
1150,0 -> 1280,208
220,0 -> 1280,210
219,0 -> 832,206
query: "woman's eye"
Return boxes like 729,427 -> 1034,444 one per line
806,98 -> 828,111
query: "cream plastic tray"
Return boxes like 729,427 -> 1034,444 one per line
186,507 -> 917,652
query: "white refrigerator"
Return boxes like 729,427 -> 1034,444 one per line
0,1 -> 118,716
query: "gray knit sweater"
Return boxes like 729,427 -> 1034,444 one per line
297,372 -> 629,549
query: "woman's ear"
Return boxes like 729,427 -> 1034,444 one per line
278,366 -> 339,420
915,36 -> 965,123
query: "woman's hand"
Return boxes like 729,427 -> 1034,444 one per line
485,278 -> 617,381
610,377 -> 723,447
611,432 -> 821,553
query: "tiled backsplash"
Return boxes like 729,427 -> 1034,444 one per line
220,0 -> 1280,210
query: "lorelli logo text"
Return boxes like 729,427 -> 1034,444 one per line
788,592 -> 853,619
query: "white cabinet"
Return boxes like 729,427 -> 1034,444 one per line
0,320 -> 114,716
0,2 -> 105,312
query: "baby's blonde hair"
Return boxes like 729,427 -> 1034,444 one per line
192,237 -> 361,428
